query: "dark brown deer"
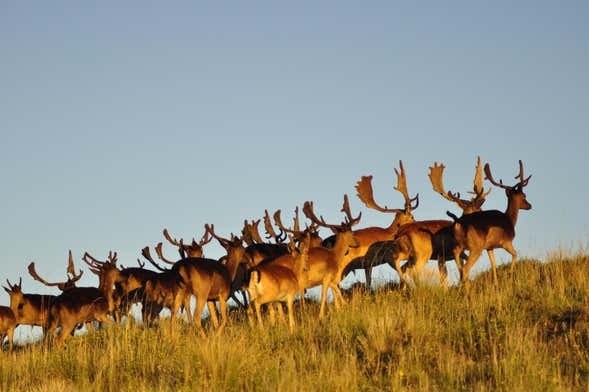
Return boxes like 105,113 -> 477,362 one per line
450,160 -> 532,284
83,251 -> 160,325
335,161 -> 419,288
143,270 -> 186,333
302,195 -> 361,318
0,306 -> 17,351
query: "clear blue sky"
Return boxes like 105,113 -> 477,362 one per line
1,1 -> 588,295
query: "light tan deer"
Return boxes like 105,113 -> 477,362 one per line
0,306 -> 16,352
450,160 -> 532,284
302,195 -> 361,318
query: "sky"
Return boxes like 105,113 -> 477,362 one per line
1,1 -> 588,298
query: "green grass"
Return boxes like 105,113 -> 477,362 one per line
1,253 -> 588,391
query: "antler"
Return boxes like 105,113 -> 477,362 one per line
394,161 -> 419,211
141,246 -> 167,272
154,242 -> 177,265
249,219 -> 266,244
205,224 -> 232,249
515,160 -> 532,189
82,252 -> 106,269
28,262 -> 62,287
163,228 -> 182,247
340,194 -> 362,228
355,176 -> 403,213
263,210 -> 286,243
356,161 -> 418,213
303,195 -> 360,232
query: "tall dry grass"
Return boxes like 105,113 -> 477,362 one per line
0,254 -> 588,391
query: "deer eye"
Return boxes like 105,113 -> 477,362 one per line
18,303 -> 24,310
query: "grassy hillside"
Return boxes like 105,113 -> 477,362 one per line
1,254 -> 588,391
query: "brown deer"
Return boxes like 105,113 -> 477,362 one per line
302,195 -> 361,318
363,158 -> 491,287
142,270 -> 186,332
142,225 -> 248,334
3,278 -> 56,334
45,251 -> 122,343
449,160 -> 532,284
28,250 -> 84,292
83,251 -> 160,325
47,286 -> 115,344
336,161 -> 419,288
0,306 -> 17,351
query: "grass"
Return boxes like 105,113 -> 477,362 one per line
1,253 -> 588,391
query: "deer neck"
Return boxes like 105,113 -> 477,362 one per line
504,195 -> 521,227
332,234 -> 352,261
225,252 -> 244,282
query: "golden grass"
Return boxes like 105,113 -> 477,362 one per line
1,253 -> 588,391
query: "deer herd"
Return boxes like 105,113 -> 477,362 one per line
0,158 -> 532,350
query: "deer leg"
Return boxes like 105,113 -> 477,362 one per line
275,303 -> 285,324
390,255 -> 407,287
268,304 -> 276,326
332,283 -> 345,308
319,283 -> 329,319
437,257 -> 448,287
207,301 -> 219,328
183,295 -> 192,323
460,248 -> 483,284
217,298 -> 228,333
254,301 -> 263,329
241,290 -> 248,308
503,241 -> 518,273
365,266 -> 373,289
193,295 -> 206,334
487,249 -> 498,285
7,329 -> 14,352
287,295 -> 295,332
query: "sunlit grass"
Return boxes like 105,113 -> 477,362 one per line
1,253 -> 588,391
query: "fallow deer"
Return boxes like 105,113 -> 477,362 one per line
83,251 -> 159,324
247,234 -> 312,326
46,251 -> 122,343
3,278 -> 55,334
302,195 -> 361,318
449,160 -> 532,284
335,161 -> 419,288
426,156 -> 491,282
0,306 -> 17,351
142,225 -> 248,334
143,270 -> 186,332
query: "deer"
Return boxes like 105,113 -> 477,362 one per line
27,250 -> 84,292
46,251 -> 123,344
302,195 -> 361,318
83,251 -> 160,325
247,234 -> 312,330
238,212 -> 289,270
449,160 -> 532,284
378,159 -> 491,287
331,161 -> 419,288
424,156 -> 491,282
141,225 -> 248,335
142,269 -> 187,333
0,306 -> 17,351
3,278 -> 56,336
